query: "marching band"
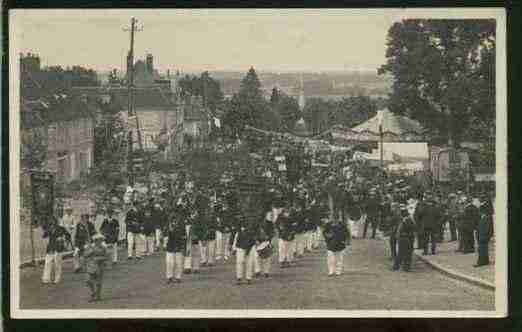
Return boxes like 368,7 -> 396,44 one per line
39,162 -> 494,303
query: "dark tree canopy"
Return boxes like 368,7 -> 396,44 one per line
222,67 -> 273,137
178,71 -> 224,112
378,19 -> 495,146
303,96 -> 377,135
271,88 -> 301,131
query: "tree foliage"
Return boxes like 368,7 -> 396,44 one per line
271,88 -> 301,131
89,96 -> 127,190
222,67 -> 274,137
378,19 -> 495,146
303,96 -> 378,135
178,71 -> 224,112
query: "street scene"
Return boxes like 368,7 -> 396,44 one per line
15,10 -> 498,313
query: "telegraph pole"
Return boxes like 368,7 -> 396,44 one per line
124,17 -> 144,151
124,17 -> 144,186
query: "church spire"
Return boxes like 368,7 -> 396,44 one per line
298,73 -> 305,111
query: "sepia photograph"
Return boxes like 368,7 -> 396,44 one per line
9,8 -> 507,318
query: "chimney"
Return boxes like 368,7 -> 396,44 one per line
146,53 -> 153,74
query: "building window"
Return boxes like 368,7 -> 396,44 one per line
79,151 -> 88,175
57,157 -> 67,180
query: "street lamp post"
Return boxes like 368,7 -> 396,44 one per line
378,114 -> 385,232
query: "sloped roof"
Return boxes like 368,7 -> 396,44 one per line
21,95 -> 96,129
352,108 -> 425,137
73,86 -> 174,109
292,117 -> 310,137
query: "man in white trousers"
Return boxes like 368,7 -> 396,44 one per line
165,210 -> 186,284
183,223 -> 199,273
153,202 -> 166,252
73,214 -> 95,272
140,200 -> 154,257
125,203 -> 141,260
42,221 -> 72,284
100,210 -> 120,265
255,208 -> 275,278
218,206 -> 234,262
322,217 -> 349,276
275,208 -> 293,268
234,223 -> 256,285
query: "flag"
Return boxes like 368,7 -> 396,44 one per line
30,171 -> 54,228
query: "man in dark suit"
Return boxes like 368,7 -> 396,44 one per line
322,215 -> 349,276
42,219 -> 73,284
363,189 -> 380,239
100,210 -> 120,264
461,196 -> 480,254
73,214 -> 96,272
165,203 -> 187,284
125,202 -> 141,260
475,195 -> 494,267
394,206 -> 416,272
416,192 -> 442,255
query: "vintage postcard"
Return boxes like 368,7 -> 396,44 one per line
9,8 -> 507,318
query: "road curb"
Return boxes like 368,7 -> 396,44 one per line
19,240 -> 128,269
415,252 -> 495,291
20,251 -> 74,269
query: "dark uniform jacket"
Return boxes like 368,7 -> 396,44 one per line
152,207 -> 166,232
322,222 -> 348,252
461,204 -> 480,232
477,212 -> 493,244
166,215 -> 187,253
276,213 -> 294,241
75,221 -> 95,250
236,225 -> 257,252
381,209 -> 401,237
259,217 -> 275,242
142,205 -> 155,236
366,196 -> 380,218
347,192 -> 362,220
100,217 -> 120,244
44,224 -> 72,254
294,209 -> 307,234
415,202 -> 441,232
125,209 -> 141,234
191,217 -> 205,244
396,217 -> 416,240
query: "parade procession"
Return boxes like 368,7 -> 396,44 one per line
15,13 -> 499,312
24,127 -> 496,304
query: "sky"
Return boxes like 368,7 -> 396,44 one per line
11,9 -> 502,74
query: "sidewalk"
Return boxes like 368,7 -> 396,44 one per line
414,240 -> 495,290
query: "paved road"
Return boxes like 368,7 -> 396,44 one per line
19,239 -> 494,310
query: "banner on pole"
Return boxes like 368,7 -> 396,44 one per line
30,171 -> 54,229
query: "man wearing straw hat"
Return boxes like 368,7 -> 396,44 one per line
60,204 -> 76,238
84,233 -> 108,302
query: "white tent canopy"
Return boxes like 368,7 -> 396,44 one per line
352,108 -> 426,137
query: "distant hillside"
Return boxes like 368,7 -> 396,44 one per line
210,70 -> 392,98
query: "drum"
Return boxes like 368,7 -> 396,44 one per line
256,241 -> 273,259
